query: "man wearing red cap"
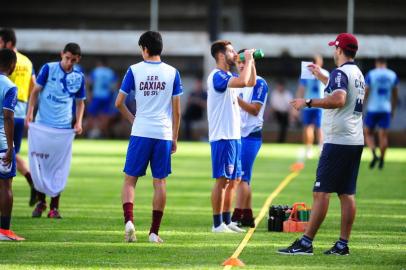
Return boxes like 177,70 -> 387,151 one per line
278,33 -> 365,256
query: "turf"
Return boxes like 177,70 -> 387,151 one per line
1,140 -> 405,269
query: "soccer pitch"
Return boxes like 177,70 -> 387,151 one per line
2,140 -> 406,269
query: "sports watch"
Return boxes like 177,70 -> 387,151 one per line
305,99 -> 312,108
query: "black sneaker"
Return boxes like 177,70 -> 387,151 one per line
369,155 -> 379,169
240,217 -> 255,228
324,242 -> 350,255
378,157 -> 384,170
277,239 -> 313,255
29,187 -> 38,207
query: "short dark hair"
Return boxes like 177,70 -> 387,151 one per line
275,78 -> 286,86
63,43 -> 81,56
211,40 -> 231,59
237,49 -> 247,55
376,57 -> 386,64
342,48 -> 356,59
0,48 -> 17,70
138,31 -> 163,56
0,28 -> 17,47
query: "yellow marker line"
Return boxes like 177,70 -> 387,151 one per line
223,171 -> 300,270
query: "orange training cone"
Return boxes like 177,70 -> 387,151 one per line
222,257 -> 245,267
290,162 -> 304,172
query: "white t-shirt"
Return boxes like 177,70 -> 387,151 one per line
239,76 -> 269,137
322,62 -> 365,145
207,68 -> 241,142
270,89 -> 292,112
120,61 -> 183,140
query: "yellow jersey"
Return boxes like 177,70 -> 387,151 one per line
8,51 -> 33,103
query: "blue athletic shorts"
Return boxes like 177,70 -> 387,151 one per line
88,97 -> 115,116
314,143 -> 363,195
364,112 -> 391,130
13,118 -> 25,154
241,135 -> 262,184
124,136 -> 172,179
0,149 -> 16,180
302,108 -> 322,128
210,139 -> 242,180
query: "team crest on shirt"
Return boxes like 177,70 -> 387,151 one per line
227,164 -> 235,175
61,72 -> 83,96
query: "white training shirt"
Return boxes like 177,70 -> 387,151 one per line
207,68 -> 241,142
239,76 -> 269,137
322,62 -> 365,145
120,61 -> 183,140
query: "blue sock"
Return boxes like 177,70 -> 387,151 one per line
222,212 -> 231,225
336,238 -> 348,250
300,235 -> 313,247
213,214 -> 222,228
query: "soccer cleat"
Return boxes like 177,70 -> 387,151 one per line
149,233 -> 163,243
277,239 -> 314,255
324,242 -> 350,255
0,229 -> 25,241
369,155 -> 379,169
47,208 -> 62,219
212,223 -> 236,233
241,218 -> 256,228
227,222 -> 246,233
32,202 -> 47,218
124,221 -> 136,242
29,187 -> 38,207
378,157 -> 384,170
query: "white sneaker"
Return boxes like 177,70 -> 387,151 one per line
212,222 -> 236,233
149,232 -> 163,243
227,222 -> 246,233
305,148 -> 314,159
124,221 -> 136,242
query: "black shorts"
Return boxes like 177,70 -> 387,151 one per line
313,143 -> 363,195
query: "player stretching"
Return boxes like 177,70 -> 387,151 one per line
116,31 -> 182,243
0,28 -> 37,206
364,58 -> 399,169
208,41 -> 256,233
26,43 -> 86,219
279,33 -> 365,255
0,48 -> 24,241
231,50 -> 268,229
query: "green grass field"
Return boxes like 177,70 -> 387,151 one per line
1,140 -> 405,269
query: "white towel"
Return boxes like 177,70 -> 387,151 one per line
28,123 -> 75,197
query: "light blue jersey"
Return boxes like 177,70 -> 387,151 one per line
0,74 -> 18,150
90,66 -> 117,99
35,62 -> 86,129
365,67 -> 398,113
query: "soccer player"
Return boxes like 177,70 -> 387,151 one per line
207,40 -> 256,233
364,58 -> 399,169
0,28 -> 37,206
296,55 -> 329,159
279,33 -> 365,255
0,48 -> 24,241
231,50 -> 268,228
26,43 -> 86,219
86,58 -> 118,138
116,31 -> 182,243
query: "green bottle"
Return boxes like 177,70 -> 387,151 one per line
239,49 -> 265,61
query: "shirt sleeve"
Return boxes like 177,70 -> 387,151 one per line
365,72 -> 371,87
75,75 -> 86,100
212,70 -> 232,92
299,79 -> 307,87
172,70 -> 183,96
36,64 -> 49,87
3,87 -> 17,112
327,69 -> 349,93
251,78 -> 268,104
119,68 -> 135,95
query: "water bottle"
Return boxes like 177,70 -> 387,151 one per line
239,49 -> 265,61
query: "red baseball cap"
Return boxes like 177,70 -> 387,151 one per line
328,33 -> 358,52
